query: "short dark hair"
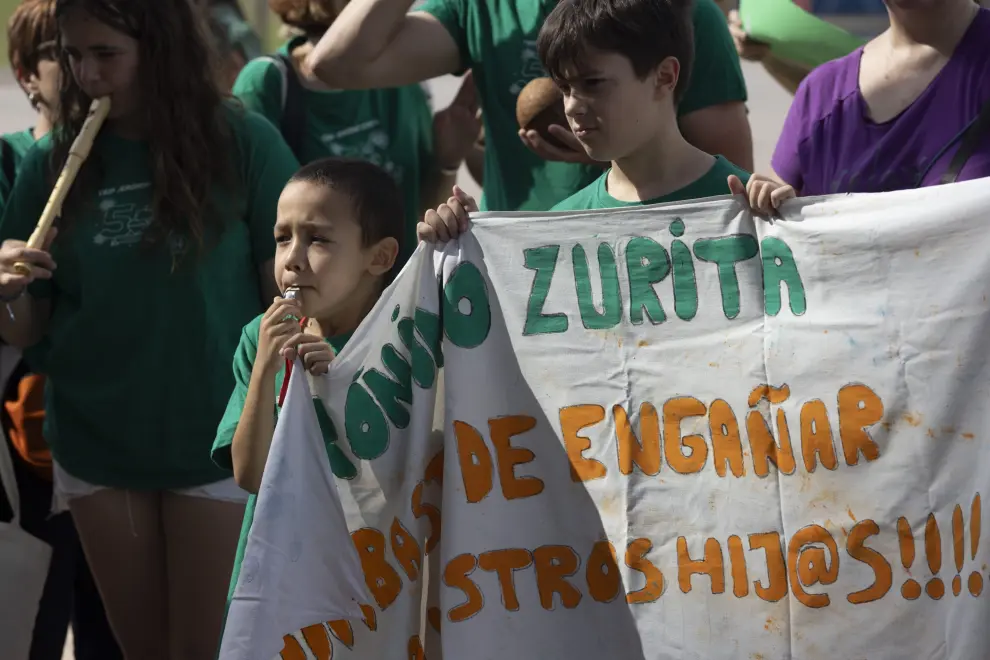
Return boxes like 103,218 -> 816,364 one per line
289,158 -> 406,284
537,0 -> 695,105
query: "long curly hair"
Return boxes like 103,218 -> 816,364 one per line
52,0 -> 235,257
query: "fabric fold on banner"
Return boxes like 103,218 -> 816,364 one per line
218,363 -> 368,660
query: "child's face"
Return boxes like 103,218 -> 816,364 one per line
555,48 -> 678,162
60,9 -> 141,120
274,180 -> 395,323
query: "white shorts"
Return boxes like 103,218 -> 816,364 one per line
52,459 -> 249,514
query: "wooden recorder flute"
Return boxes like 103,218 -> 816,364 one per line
13,97 -> 111,276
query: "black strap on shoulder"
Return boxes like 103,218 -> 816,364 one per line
941,98 -> 990,185
0,138 -> 15,188
273,52 -> 306,162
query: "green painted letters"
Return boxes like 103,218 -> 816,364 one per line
523,246 -> 568,336
693,235 -> 759,319
344,381 -> 389,460
573,243 -> 621,330
397,317 -> 436,389
625,237 -> 670,325
362,344 -> 412,429
761,237 -> 806,316
313,400 -> 357,479
443,262 -> 491,348
670,239 -> 698,321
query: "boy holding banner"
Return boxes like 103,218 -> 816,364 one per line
540,0 -> 791,212
305,0 -> 752,212
211,157 -> 404,642
417,0 -> 793,241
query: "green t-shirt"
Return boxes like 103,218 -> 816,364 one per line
551,156 -> 750,211
417,0 -> 747,212
0,104 -> 300,489
211,314 -> 351,607
0,129 -> 34,211
233,37 -> 436,264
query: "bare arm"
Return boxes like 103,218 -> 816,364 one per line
231,261 -> 284,493
230,296 -> 301,494
424,73 -> 482,208
307,2 -> 461,89
230,360 -> 278,494
679,101 -> 755,172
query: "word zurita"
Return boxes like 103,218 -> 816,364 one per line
523,220 -> 805,335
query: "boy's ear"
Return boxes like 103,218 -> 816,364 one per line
653,56 -> 680,99
367,237 -> 400,278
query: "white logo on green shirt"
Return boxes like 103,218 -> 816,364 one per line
320,121 -> 404,183
509,40 -> 546,96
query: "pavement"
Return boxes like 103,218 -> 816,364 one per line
1,61 -> 795,660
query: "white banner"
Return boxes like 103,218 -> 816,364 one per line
221,178 -> 990,660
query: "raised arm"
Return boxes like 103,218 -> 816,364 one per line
676,0 -> 754,171
306,0 -> 461,89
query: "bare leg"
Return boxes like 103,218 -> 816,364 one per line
162,492 -> 245,660
69,489 -> 168,660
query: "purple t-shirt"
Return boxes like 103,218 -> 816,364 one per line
772,8 -> 990,195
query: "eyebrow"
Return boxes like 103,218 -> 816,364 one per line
274,219 -> 336,231
61,43 -> 124,52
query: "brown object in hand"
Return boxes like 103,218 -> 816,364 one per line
516,77 -> 571,151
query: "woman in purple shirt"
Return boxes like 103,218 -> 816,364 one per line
772,0 -> 990,195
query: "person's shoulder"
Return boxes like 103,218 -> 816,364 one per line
222,100 -> 285,141
234,55 -> 284,92
691,0 -> 729,27
971,6 -> 990,37
10,132 -> 53,180
551,172 -> 606,211
239,55 -> 283,79
1,130 -> 36,159
792,49 -> 862,124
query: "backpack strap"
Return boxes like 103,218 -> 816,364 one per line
941,97 -> 990,185
263,53 -> 306,162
